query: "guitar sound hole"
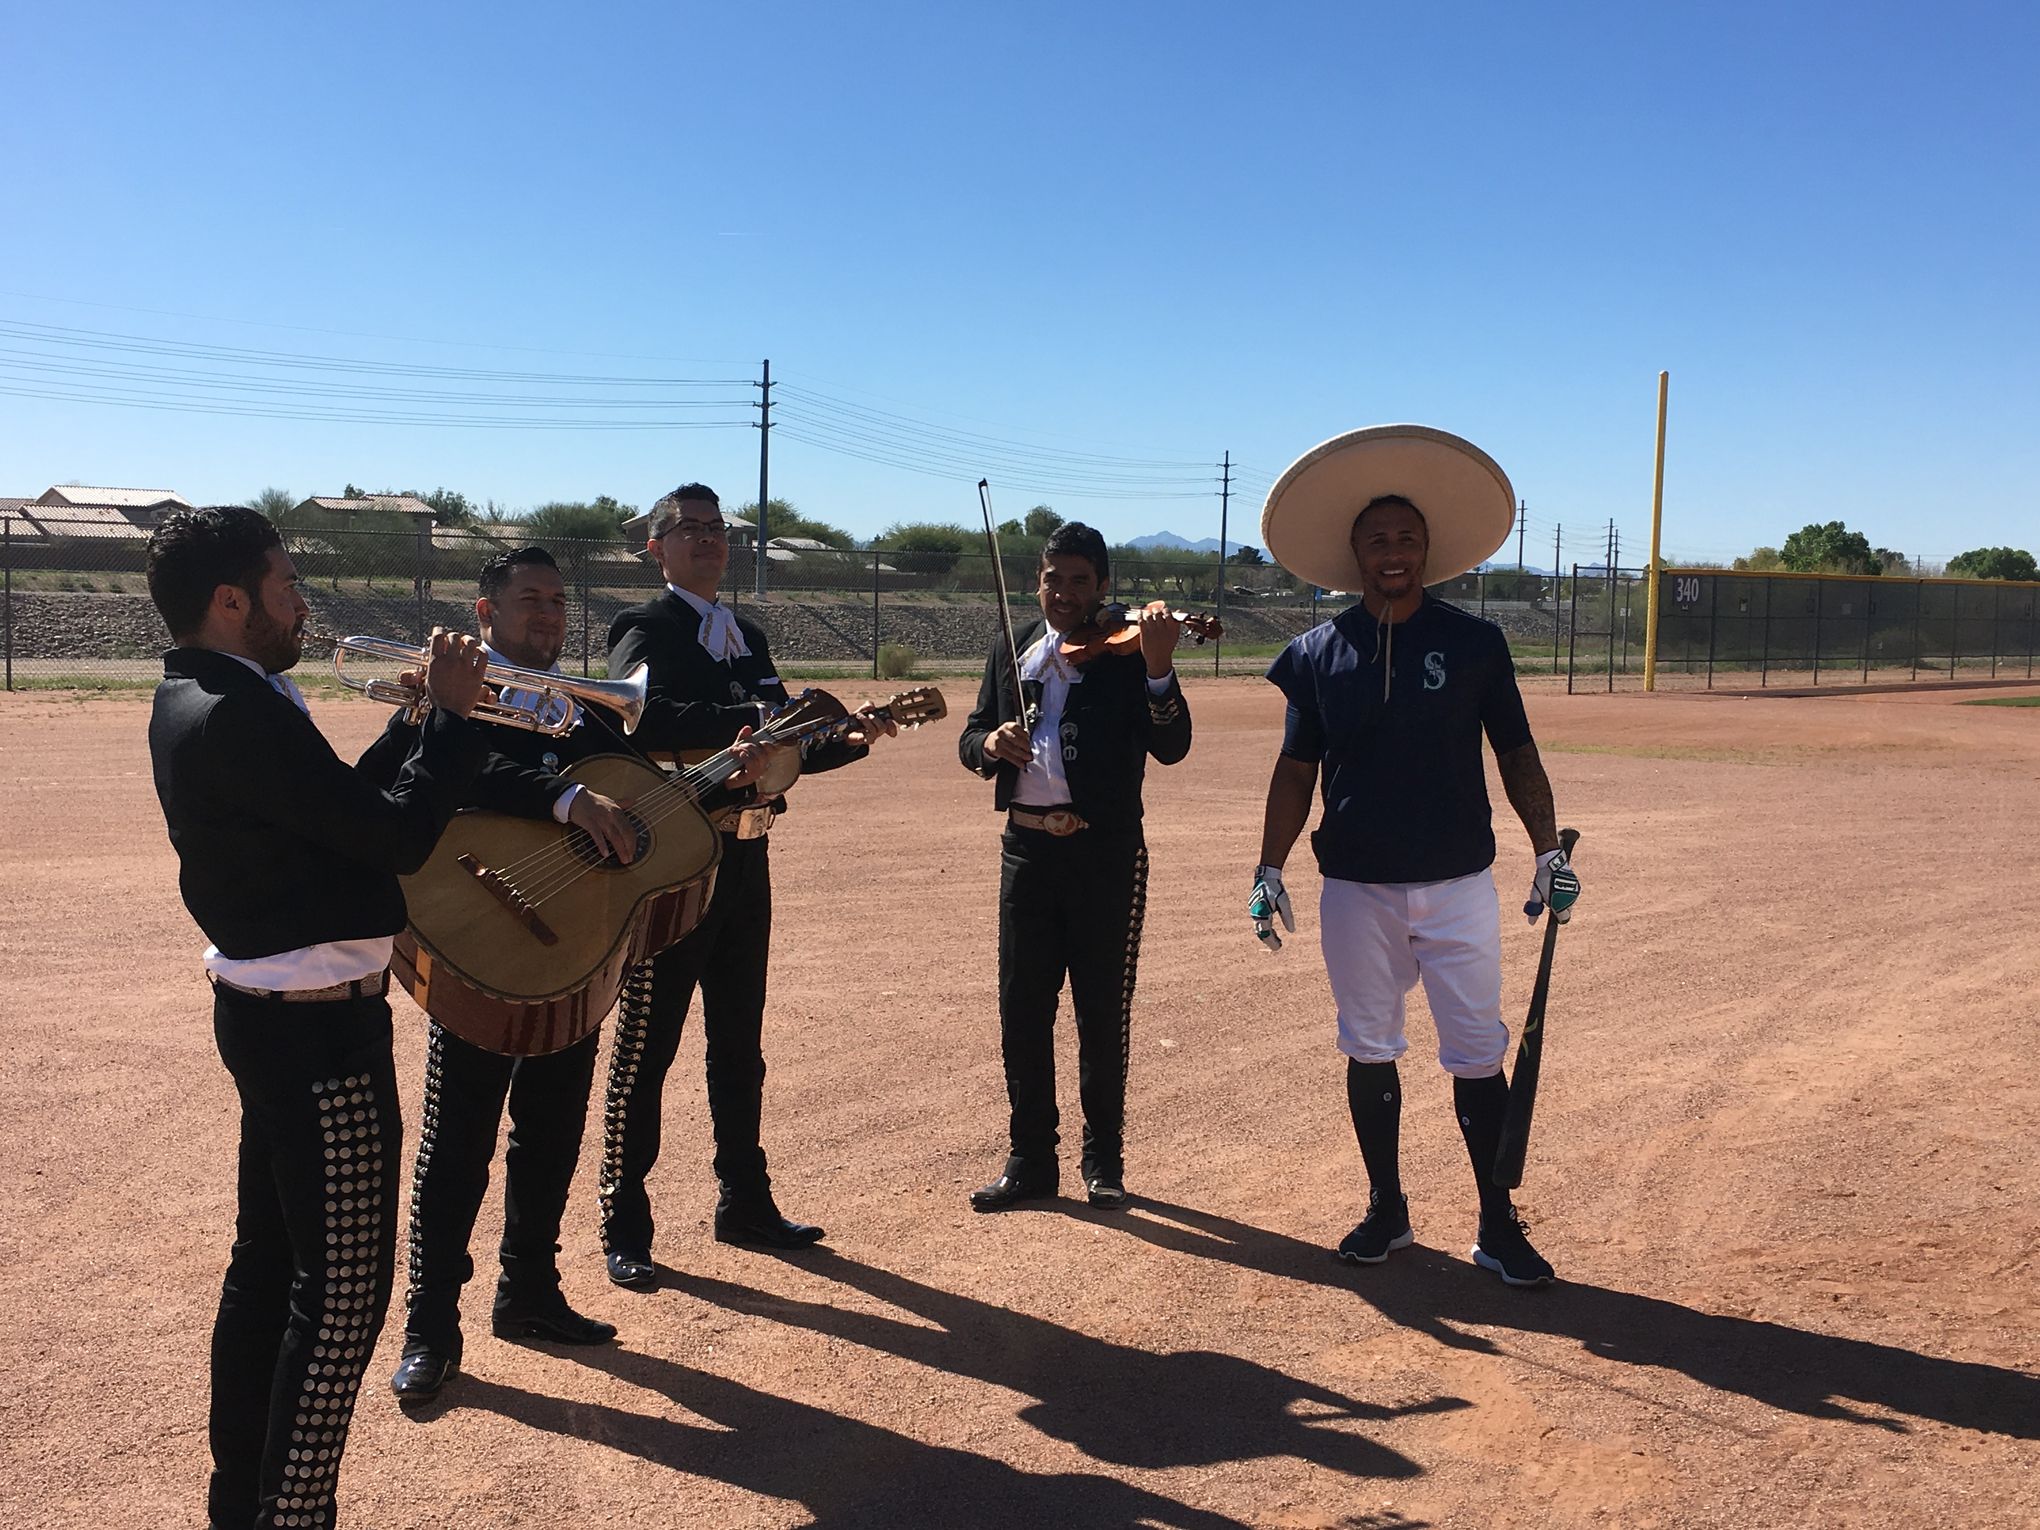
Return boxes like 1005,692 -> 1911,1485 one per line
566,813 -> 652,870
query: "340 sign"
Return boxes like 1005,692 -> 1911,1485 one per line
1668,573 -> 1705,608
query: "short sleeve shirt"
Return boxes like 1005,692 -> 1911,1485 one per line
1266,597 -> 1533,884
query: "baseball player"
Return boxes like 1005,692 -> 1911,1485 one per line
1251,426 -> 1581,1287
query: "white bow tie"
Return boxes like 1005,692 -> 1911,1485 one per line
697,602 -> 750,662
1020,631 -> 1075,685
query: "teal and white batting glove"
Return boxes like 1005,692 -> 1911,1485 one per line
1250,865 -> 1295,951
1526,847 -> 1582,924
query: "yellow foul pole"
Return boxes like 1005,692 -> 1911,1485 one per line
1643,369 -> 1669,692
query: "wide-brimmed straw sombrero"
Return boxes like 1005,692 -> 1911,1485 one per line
1260,424 -> 1515,591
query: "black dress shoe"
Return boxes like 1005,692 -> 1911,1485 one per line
491,1296 -> 618,1346
1084,1174 -> 1128,1209
714,1200 -> 826,1249
969,1170 -> 1059,1213
606,1248 -> 657,1290
390,1346 -> 456,1402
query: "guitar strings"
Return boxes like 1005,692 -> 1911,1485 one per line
493,693 -> 927,908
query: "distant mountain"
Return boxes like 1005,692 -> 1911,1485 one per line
1128,530 -> 1257,555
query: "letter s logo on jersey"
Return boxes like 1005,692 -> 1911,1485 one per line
1424,651 -> 1447,690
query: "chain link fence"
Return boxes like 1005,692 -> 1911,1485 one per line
1,514 -> 1580,688
1570,567 -> 2040,692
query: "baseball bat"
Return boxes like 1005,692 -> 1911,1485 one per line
1491,826 -> 1579,1189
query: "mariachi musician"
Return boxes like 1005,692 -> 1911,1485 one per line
144,507 -> 489,1529
957,521 -> 1191,1213
597,483 -> 897,1289
357,545 -> 755,1402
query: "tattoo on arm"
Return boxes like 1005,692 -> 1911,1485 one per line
1496,742 -> 1559,854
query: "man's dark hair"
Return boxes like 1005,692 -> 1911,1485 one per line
648,482 -> 721,538
146,506 -> 282,641
477,545 -> 560,600
1352,494 -> 1429,543
1042,521 -> 1110,583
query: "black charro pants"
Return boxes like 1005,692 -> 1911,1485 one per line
401,1022 -> 600,1353
996,823 -> 1150,1178
600,834 -> 772,1254
207,986 -> 400,1530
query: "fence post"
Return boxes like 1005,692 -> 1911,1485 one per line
580,554 -> 591,678
1604,560 -> 1616,693
3,513 -> 12,692
1861,583 -> 1873,683
1991,585 -> 2002,679
414,522 -> 430,645
1910,580 -> 1923,682
1812,579 -> 1823,686
871,550 -> 880,682
1760,578 -> 1771,687
1705,574 -> 1717,690
1566,564 -> 1580,695
1950,585 -> 1961,678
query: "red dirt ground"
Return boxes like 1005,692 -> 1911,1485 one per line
2,679 -> 2036,1529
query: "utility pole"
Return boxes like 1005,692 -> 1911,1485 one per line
1215,450 -> 1231,675
1516,499 -> 1528,573
753,358 -> 773,597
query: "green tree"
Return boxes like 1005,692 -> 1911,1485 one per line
419,487 -> 476,526
874,520 -> 969,576
737,497 -> 854,549
246,486 -> 296,523
1874,548 -> 1915,577
1230,544 -> 1266,566
1946,546 -> 2038,581
1733,546 -> 1785,572
1781,521 -> 1882,575
997,518 -> 1025,538
1023,504 -> 1064,538
523,500 -> 632,543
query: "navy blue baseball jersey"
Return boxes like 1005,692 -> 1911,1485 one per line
1267,596 -> 1533,884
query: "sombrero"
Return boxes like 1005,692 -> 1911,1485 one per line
1260,424 -> 1515,591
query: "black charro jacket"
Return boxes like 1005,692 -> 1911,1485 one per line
356,698 -> 641,815
957,619 -> 1191,827
148,647 -> 486,959
607,590 -> 867,797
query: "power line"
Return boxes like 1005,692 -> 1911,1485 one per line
0,318 -> 749,386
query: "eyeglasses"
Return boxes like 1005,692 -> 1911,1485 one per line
660,518 -> 728,542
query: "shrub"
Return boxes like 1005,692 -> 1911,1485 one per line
877,642 -> 919,679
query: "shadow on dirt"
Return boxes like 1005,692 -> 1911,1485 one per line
434,1358 -> 1269,1529
665,1249 -> 1466,1479
1112,1197 -> 2040,1438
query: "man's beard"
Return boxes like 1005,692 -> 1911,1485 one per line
244,602 -> 303,672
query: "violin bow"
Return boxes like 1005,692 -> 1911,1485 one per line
977,478 -> 1040,728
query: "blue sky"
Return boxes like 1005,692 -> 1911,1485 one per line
4,2 -> 2035,566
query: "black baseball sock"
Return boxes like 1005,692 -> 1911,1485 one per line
1454,1072 -> 1514,1224
1345,1059 -> 1403,1204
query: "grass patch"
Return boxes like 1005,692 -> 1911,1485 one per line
1962,694 -> 2040,707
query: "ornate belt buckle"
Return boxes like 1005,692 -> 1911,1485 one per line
1041,808 -> 1083,837
734,805 -> 775,840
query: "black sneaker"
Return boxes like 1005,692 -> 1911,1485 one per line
1337,1192 -> 1413,1264
1471,1207 -> 1555,1287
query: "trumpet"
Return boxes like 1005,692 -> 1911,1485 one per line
332,635 -> 648,737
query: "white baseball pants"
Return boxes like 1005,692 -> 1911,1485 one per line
1320,869 -> 1508,1078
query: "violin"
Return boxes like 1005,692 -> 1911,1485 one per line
1057,600 -> 1224,665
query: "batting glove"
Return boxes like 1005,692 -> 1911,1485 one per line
1525,847 -> 1582,924
1249,865 -> 1295,951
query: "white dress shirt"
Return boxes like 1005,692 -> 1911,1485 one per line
1010,629 -> 1175,807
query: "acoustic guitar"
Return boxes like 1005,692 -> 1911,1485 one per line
393,686 -> 947,1054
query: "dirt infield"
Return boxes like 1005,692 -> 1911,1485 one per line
2,680 -> 2036,1529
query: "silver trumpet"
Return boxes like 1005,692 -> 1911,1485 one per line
332,634 -> 648,736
